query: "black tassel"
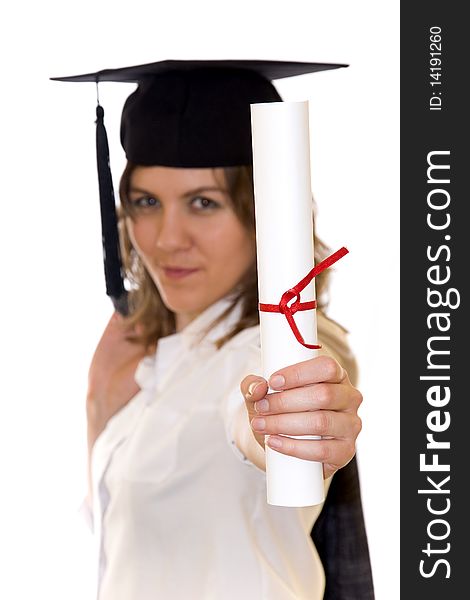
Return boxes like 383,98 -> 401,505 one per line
95,103 -> 128,315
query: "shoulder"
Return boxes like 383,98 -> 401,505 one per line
217,325 -> 262,382
317,311 -> 359,386
214,314 -> 359,385
222,324 -> 261,352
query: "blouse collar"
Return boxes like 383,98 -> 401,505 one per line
177,292 -> 243,350
135,293 -> 244,392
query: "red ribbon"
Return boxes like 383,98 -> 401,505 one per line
259,247 -> 349,349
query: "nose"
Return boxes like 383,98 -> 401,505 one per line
155,207 -> 192,253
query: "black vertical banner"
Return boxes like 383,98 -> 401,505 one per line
401,5 -> 467,598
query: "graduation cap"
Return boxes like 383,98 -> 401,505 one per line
51,59 -> 347,314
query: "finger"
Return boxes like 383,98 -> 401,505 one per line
251,410 -> 362,439
265,436 -> 356,478
240,375 -> 269,450
240,375 -> 269,410
254,383 -> 363,415
268,355 -> 347,391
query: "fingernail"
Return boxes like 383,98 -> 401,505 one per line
269,374 -> 285,389
251,417 -> 266,431
254,399 -> 269,413
247,381 -> 262,398
267,436 -> 282,448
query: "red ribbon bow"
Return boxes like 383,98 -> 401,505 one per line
259,247 -> 349,349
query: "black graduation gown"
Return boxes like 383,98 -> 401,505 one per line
311,456 -> 375,599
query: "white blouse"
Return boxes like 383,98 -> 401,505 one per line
88,296 -> 356,600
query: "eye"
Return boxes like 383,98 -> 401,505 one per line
130,196 -> 159,209
191,196 -> 219,210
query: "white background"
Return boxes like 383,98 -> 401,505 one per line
0,1 -> 399,598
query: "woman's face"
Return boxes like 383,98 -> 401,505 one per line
126,166 -> 255,331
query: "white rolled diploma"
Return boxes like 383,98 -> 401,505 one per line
250,100 -> 324,507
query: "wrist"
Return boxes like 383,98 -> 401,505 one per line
233,404 -> 267,472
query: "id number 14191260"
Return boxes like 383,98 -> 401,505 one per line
429,25 -> 442,111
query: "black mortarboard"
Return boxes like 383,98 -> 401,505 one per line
51,59 -> 347,313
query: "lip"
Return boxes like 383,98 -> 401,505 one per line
161,266 -> 200,280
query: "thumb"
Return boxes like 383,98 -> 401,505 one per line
240,375 -> 269,448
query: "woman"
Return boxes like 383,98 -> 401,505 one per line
55,59 -> 374,599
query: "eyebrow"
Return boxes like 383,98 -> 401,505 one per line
128,185 -> 229,198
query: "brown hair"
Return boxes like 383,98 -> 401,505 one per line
118,162 -> 331,350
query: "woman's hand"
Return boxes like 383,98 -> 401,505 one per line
240,355 -> 363,480
87,312 -> 150,445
